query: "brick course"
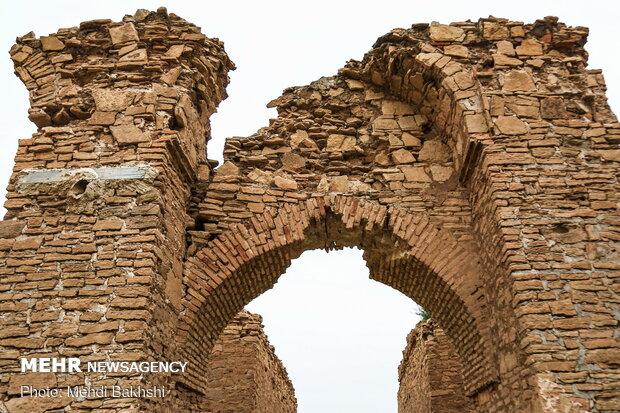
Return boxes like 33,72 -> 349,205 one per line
398,321 -> 472,413
171,311 -> 296,413
1,9 -> 619,413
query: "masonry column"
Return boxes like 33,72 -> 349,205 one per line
1,8 -> 233,412
398,321 -> 473,413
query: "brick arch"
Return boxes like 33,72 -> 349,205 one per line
203,28 -> 492,244
178,195 -> 496,395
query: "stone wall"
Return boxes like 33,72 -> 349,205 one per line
398,321 -> 472,413
2,9 -> 619,413
109,310 -> 295,413
202,311 -> 296,413
180,15 -> 620,412
1,8 -> 233,412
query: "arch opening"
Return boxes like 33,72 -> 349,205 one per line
245,247 -> 421,413
178,196 -> 497,397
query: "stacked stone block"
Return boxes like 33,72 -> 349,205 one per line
1,10 -> 619,413
398,321 -> 472,413
202,311 -> 296,413
183,15 -> 619,412
1,8 -> 233,412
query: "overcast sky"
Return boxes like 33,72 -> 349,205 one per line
1,1 -> 618,412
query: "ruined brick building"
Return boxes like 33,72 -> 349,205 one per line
1,7 -> 619,412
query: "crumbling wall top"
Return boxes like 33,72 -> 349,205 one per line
9,7 -> 235,129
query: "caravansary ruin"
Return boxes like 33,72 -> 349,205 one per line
0,7 -> 619,412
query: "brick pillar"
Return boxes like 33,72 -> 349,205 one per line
398,321 -> 473,413
466,19 -> 620,412
1,8 -> 232,412
200,311 -> 296,413
348,17 -> 620,411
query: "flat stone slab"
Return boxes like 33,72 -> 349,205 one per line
18,165 -> 157,185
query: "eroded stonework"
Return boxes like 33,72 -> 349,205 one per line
398,321 -> 471,413
1,8 -> 619,413
196,311 -> 295,413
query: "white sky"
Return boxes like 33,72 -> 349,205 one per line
1,1 -> 618,411
246,248 -> 419,413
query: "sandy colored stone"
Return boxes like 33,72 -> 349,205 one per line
391,149 -> 416,164
374,152 -> 390,166
281,152 -> 306,171
109,22 -> 139,45
516,39 -> 543,56
0,221 -> 25,238
329,176 -> 349,192
93,219 -> 123,231
493,54 -> 523,66
465,114 -> 488,133
419,141 -> 451,162
494,115 -> 527,135
429,23 -> 465,42
8,373 -> 57,395
166,44 -> 186,58
349,180 -> 372,194
161,67 -> 182,85
40,36 -> 64,51
453,72 -> 475,90
92,89 -> 135,111
0,239 -> 14,250
505,102 -> 540,118
549,300 -> 577,316
88,111 -> 116,125
586,349 -> 620,368
598,150 -> 620,162
110,124 -> 148,144
402,132 -> 422,147
483,22 -> 509,40
373,116 -> 400,130
444,45 -> 469,58
430,165 -> 453,181
273,176 -> 297,190
0,326 -> 29,339
389,135 -> 404,147
289,130 -> 309,148
41,322 -> 79,338
119,48 -> 147,62
65,332 -> 114,346
496,40 -> 515,56
382,100 -> 414,115
402,166 -> 432,182
5,395 -> 70,413
398,116 -> 419,131
345,79 -> 364,90
503,70 -> 537,91
540,97 -> 566,119
326,134 -> 355,151
216,161 -> 240,176
28,110 -> 52,127
12,236 -> 43,250
248,169 -> 272,184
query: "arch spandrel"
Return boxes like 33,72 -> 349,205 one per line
179,195 -> 496,395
